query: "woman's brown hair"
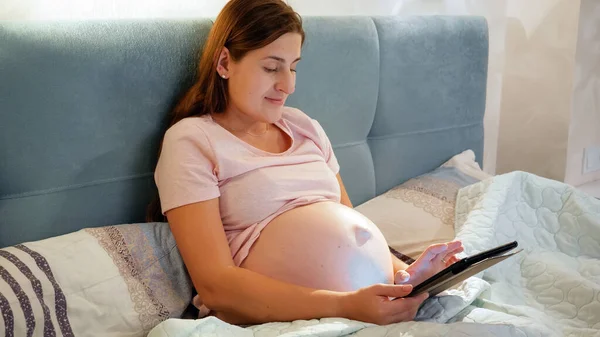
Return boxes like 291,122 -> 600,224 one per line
146,0 -> 305,222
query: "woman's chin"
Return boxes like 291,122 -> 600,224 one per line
261,106 -> 284,123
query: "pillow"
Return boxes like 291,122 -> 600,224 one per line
0,222 -> 192,337
356,150 -> 492,259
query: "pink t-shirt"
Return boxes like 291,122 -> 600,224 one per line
154,107 -> 342,266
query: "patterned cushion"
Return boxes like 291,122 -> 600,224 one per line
356,150 -> 492,259
0,223 -> 192,337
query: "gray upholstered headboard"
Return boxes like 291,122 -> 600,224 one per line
0,16 -> 488,248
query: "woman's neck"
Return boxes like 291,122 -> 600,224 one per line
212,107 -> 270,136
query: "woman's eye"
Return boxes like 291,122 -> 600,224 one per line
264,67 -> 277,73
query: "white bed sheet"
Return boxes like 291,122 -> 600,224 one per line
147,171 -> 600,337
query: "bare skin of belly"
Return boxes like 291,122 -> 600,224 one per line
240,201 -> 394,292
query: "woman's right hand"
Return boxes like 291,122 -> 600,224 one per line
340,283 -> 429,325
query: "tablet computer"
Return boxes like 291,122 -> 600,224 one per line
401,241 -> 522,298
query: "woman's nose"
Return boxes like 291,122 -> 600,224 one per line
276,70 -> 295,95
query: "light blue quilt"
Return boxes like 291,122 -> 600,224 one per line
148,172 -> 600,337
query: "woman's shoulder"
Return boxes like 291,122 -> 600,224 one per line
164,115 -> 213,143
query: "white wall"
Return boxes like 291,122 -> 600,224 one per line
496,0 -> 581,181
565,0 -> 600,187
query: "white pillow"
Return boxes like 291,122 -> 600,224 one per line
356,150 -> 492,259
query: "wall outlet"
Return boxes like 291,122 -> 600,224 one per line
583,146 -> 600,174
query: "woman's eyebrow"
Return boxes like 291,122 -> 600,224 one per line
262,56 -> 302,63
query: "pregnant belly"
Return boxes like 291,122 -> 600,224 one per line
240,201 -> 394,291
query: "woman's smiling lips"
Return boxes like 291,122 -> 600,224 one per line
265,97 -> 285,105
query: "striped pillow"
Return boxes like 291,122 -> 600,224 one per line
0,222 -> 192,337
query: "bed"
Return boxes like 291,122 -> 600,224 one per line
1,15 -> 598,337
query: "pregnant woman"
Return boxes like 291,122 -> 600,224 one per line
148,0 -> 463,326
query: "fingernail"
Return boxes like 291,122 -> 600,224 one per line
395,272 -> 409,284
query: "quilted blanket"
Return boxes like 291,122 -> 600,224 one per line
148,171 -> 600,337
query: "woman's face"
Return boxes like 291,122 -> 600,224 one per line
223,32 -> 302,123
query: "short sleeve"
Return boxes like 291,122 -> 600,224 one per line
154,122 -> 220,215
311,119 -> 340,175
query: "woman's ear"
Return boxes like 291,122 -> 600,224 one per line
216,47 -> 231,79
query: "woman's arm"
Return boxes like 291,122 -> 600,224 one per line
167,198 -> 344,325
390,255 -> 410,274
336,173 -> 353,208
335,173 -> 409,274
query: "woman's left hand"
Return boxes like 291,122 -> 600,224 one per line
394,240 -> 464,288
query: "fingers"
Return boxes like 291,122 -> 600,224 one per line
441,245 -> 465,265
421,243 -> 449,261
447,244 -> 464,255
429,240 -> 464,264
394,270 -> 410,284
400,292 -> 428,308
445,255 -> 460,265
404,293 -> 428,319
421,241 -> 464,262
446,240 -> 463,250
372,283 -> 413,298
389,292 -> 429,322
